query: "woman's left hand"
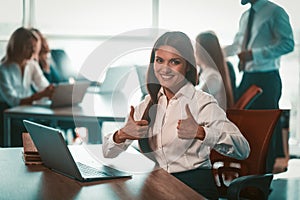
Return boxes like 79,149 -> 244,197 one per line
177,104 -> 205,140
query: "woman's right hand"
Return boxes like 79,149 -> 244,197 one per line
22,84 -> 55,105
41,84 -> 55,98
113,106 -> 149,143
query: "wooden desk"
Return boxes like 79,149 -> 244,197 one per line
3,92 -> 128,147
0,148 -> 204,200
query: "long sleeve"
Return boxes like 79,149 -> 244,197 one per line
102,133 -> 133,158
0,64 -> 22,106
30,61 -> 50,91
102,96 -> 151,158
251,6 -> 294,64
192,92 -> 250,160
200,102 -> 250,160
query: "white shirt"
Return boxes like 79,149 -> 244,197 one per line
0,60 -> 49,107
195,67 -> 226,110
103,83 -> 250,173
223,0 -> 294,72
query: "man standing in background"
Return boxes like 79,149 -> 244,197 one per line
223,0 -> 294,172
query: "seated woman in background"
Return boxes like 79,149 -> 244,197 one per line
0,27 -> 54,107
30,28 -> 63,83
195,31 -> 235,110
102,31 -> 250,199
0,27 -> 54,146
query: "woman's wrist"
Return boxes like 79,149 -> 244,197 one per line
196,125 -> 206,140
113,130 -> 126,143
30,93 -> 39,102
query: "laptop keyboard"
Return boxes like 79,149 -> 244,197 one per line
76,162 -> 110,177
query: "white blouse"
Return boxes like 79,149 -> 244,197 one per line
0,60 -> 49,107
195,67 -> 226,110
102,82 -> 250,173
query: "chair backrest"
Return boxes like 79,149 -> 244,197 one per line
231,85 -> 263,109
50,49 -> 76,81
210,109 -> 282,196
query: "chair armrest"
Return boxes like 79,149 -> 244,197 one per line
227,174 -> 273,200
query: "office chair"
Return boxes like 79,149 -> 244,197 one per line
231,84 -> 263,109
210,109 -> 282,200
51,49 -> 81,81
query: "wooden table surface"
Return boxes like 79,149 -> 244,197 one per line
0,147 -> 204,200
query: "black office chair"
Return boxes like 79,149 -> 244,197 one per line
50,49 -> 88,81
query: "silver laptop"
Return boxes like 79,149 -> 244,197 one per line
23,120 -> 131,182
33,81 -> 90,108
98,66 -> 132,94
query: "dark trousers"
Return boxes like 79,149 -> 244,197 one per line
237,70 -> 284,172
171,168 -> 219,200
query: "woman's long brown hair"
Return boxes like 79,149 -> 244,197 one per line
2,27 -> 37,64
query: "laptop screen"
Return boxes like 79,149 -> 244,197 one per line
98,66 -> 132,93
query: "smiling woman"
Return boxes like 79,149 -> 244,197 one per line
102,31 -> 250,200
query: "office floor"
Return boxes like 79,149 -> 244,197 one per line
273,135 -> 300,173
289,141 -> 300,157
274,158 -> 300,179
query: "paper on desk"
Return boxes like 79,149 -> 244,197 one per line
69,144 -> 156,174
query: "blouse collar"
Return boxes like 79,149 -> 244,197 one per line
158,82 -> 195,101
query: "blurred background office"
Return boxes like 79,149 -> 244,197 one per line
0,0 -> 299,156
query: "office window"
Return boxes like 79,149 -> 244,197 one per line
159,0 -> 246,44
0,0 -> 22,37
35,0 -> 152,36
0,0 -> 23,57
34,0 -> 153,74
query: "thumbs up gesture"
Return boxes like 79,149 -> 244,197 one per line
177,104 -> 205,140
114,106 -> 149,143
